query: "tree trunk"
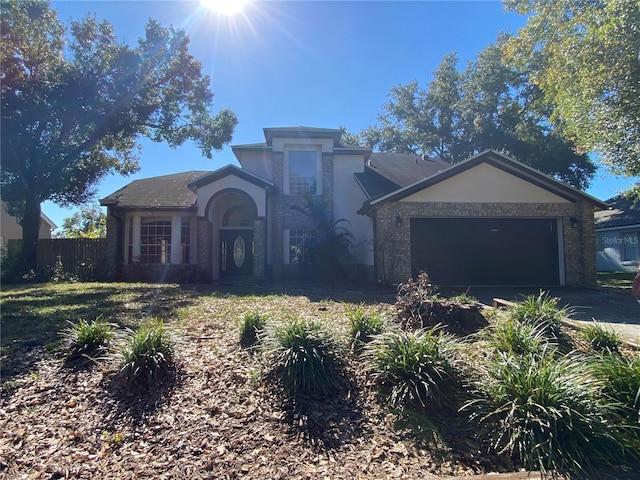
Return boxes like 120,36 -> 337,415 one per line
20,195 -> 42,272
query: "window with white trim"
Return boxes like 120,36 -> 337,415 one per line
139,217 -> 172,264
289,229 -> 318,264
288,150 -> 318,195
180,217 -> 191,264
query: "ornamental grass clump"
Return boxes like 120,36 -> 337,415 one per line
508,291 -> 571,346
364,326 -> 462,412
591,352 -> 640,427
118,319 -> 175,388
346,304 -> 385,352
239,311 -> 267,348
485,317 -> 549,357
61,317 -> 115,358
262,317 -> 342,399
580,321 -> 621,353
464,351 -> 633,478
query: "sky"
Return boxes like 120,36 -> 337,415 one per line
43,0 -> 637,230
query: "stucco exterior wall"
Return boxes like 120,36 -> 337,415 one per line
236,151 -> 274,182
401,164 -> 573,204
373,200 -> 598,287
196,177 -> 267,218
333,154 -> 374,268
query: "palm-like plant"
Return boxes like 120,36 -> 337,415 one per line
290,195 -> 354,280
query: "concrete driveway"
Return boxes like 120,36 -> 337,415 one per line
446,285 -> 640,346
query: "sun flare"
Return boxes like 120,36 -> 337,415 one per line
200,0 -> 250,15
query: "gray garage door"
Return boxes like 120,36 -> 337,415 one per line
410,218 -> 560,286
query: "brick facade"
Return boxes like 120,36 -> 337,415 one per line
270,151 -> 335,279
373,200 -> 598,287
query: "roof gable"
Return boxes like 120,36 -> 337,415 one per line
187,165 -> 273,191
401,163 -> 573,204
360,150 -> 608,213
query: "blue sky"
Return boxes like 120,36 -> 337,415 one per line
44,0 -> 636,229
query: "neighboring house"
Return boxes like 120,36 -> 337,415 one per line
100,126 -> 607,286
595,195 -> 640,272
1,202 -> 57,246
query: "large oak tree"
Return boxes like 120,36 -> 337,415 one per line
359,43 -> 595,189
1,0 -> 237,270
503,0 -> 640,179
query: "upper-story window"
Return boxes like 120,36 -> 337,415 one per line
288,150 -> 318,195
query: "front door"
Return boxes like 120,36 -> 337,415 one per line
220,229 -> 254,277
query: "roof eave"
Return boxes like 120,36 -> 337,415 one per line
367,150 -> 608,210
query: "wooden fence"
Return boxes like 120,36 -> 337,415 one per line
5,238 -> 108,281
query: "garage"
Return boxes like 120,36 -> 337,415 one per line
410,218 -> 560,286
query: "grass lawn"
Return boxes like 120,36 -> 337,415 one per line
1,281 -> 638,479
597,271 -> 636,288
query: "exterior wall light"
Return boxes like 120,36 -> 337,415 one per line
395,216 -> 403,227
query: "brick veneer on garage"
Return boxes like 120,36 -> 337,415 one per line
373,201 -> 598,287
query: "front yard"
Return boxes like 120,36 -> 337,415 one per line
1,281 -> 638,479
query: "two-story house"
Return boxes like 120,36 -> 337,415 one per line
100,126 -> 606,286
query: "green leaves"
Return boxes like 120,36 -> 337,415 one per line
262,317 -> 342,399
0,0 -> 237,269
360,40 -> 595,189
464,351 -> 636,477
503,0 -> 640,177
363,326 -> 462,412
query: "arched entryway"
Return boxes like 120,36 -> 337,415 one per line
206,189 -> 258,278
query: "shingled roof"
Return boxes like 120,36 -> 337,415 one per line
595,195 -> 640,229
354,153 -> 450,199
100,171 -> 209,210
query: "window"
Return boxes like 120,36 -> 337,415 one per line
181,217 -> 191,264
288,150 -> 318,194
289,229 -> 318,264
139,217 -> 172,264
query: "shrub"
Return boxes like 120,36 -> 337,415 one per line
364,326 -> 461,412
464,351 -> 633,477
262,317 -> 342,398
580,322 -> 621,353
394,271 -> 437,328
346,304 -> 384,351
395,272 -> 487,335
486,318 -> 549,357
118,319 -> 175,388
61,318 -> 115,357
239,311 -> 267,347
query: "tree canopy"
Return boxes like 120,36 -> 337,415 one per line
359,43 -> 595,190
503,0 -> 640,178
0,0 -> 237,270
56,203 -> 106,239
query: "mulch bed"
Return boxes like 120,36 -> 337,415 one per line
0,293 -> 507,480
